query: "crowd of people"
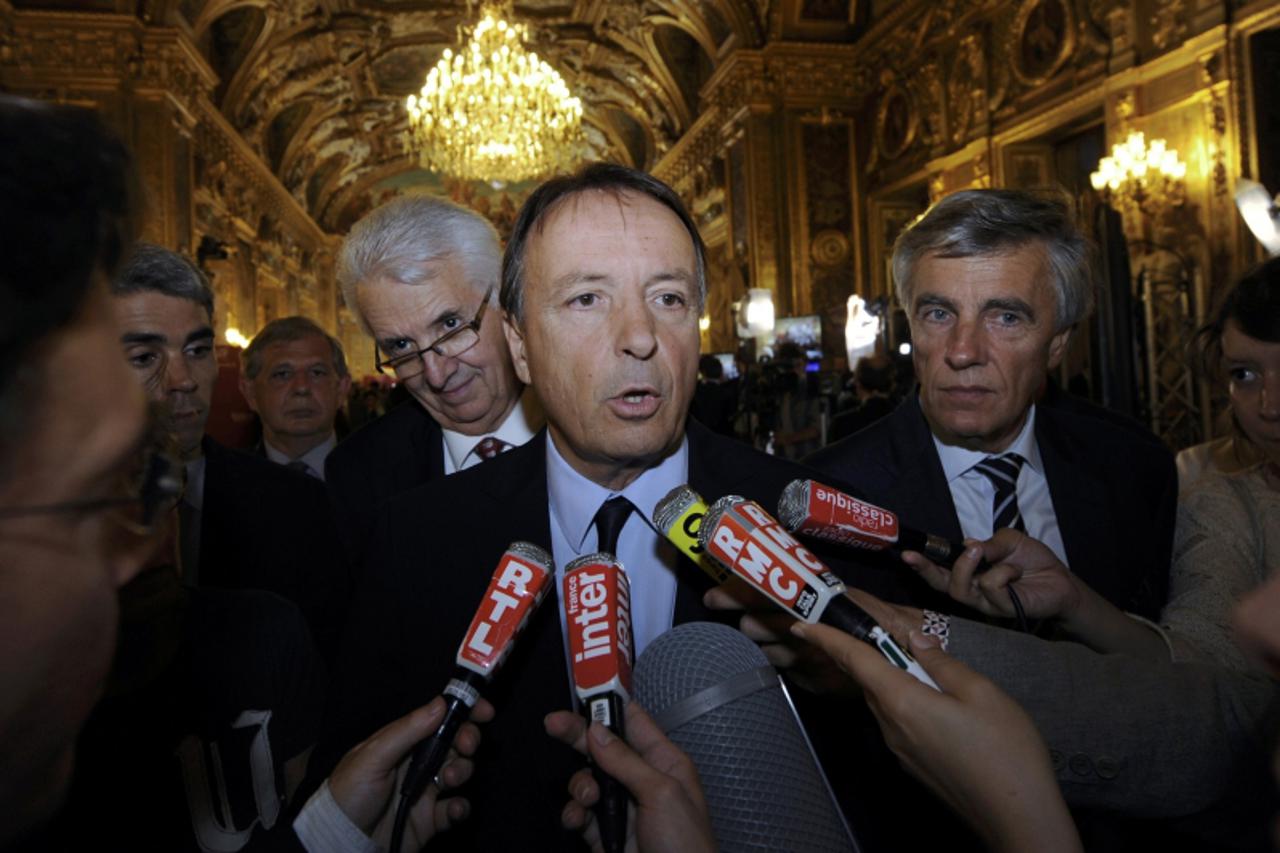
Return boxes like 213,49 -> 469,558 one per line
2,92 -> 1279,853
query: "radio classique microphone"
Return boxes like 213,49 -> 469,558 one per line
777,478 -> 967,567
564,554 -> 635,853
688,492 -> 938,691
777,478 -> 1031,630
390,542 -> 554,851
635,621 -> 859,852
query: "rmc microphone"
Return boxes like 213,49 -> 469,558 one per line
564,554 -> 634,853
697,494 -> 938,690
394,542 -> 553,833
635,621 -> 859,852
777,478 -> 968,567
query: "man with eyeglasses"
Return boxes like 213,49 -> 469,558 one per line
240,316 -> 352,480
326,195 -> 542,567
109,244 -> 347,661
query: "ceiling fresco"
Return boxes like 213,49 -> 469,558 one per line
169,0 -> 781,233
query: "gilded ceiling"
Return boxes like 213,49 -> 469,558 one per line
156,0 -> 801,233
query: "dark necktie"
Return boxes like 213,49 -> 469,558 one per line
593,496 -> 634,555
287,459 -> 317,479
973,453 -> 1026,533
473,436 -> 511,461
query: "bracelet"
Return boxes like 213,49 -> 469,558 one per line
921,610 -> 951,651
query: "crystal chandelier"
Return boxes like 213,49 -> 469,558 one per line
1090,131 -> 1187,215
405,2 -> 583,184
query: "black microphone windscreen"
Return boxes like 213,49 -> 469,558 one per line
634,622 -> 859,853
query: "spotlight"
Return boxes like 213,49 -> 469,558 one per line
1235,179 -> 1280,256
897,342 -> 912,356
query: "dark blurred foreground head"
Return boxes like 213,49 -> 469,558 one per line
0,95 -> 151,846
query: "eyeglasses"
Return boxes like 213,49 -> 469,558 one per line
0,450 -> 184,537
375,285 -> 493,381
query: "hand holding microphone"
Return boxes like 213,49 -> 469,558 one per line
779,479 -> 1031,631
564,555 -> 635,853
544,702 -> 716,853
389,542 -> 554,852
321,695 -> 495,852
790,621 -> 1082,853
902,528 -> 1081,622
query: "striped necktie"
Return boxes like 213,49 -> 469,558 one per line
973,453 -> 1026,533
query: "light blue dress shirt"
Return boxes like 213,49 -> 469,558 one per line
545,434 -> 686,677
932,405 -> 1070,566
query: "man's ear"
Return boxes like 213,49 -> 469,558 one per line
503,311 -> 531,385
238,375 -> 259,414
1047,325 -> 1072,370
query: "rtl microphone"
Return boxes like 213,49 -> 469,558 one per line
699,495 -> 939,690
564,554 -> 634,853
395,542 -> 553,827
777,478 -> 968,566
652,485 -> 731,584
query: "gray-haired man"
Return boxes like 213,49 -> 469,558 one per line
240,316 -> 351,479
326,195 -> 541,564
808,188 -> 1177,619
110,244 -> 348,658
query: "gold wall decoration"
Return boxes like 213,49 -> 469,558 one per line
875,81 -> 916,162
1009,0 -> 1076,87
947,32 -> 987,146
811,230 -> 851,267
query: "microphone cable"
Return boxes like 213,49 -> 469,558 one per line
1007,583 -> 1029,633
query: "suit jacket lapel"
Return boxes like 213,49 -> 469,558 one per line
1034,409 -> 1111,594
679,421 -> 760,626
196,436 -> 226,586
886,396 -> 964,542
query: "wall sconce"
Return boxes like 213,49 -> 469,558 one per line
742,288 -> 775,336
224,327 -> 250,348
844,294 -> 880,367
1235,179 -> 1280,256
1090,131 -> 1187,215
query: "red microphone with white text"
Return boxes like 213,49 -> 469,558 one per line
563,554 -> 634,853
391,541 -> 554,848
777,478 -> 968,566
693,492 -> 939,690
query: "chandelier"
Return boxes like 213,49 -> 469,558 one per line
1089,131 -> 1187,214
405,2 -> 583,184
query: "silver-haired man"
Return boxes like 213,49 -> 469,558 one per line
326,196 -> 541,564
808,188 -> 1177,619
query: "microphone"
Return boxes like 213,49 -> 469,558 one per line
564,554 -> 634,853
634,621 -> 859,852
652,485 -> 731,584
699,495 -> 938,690
777,478 -> 967,567
392,541 -> 554,847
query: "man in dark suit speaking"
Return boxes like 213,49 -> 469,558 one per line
308,165 -> 896,850
807,189 -> 1176,619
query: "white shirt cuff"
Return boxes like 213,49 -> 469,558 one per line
293,779 -> 380,853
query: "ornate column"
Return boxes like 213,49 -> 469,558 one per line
676,43 -> 869,360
